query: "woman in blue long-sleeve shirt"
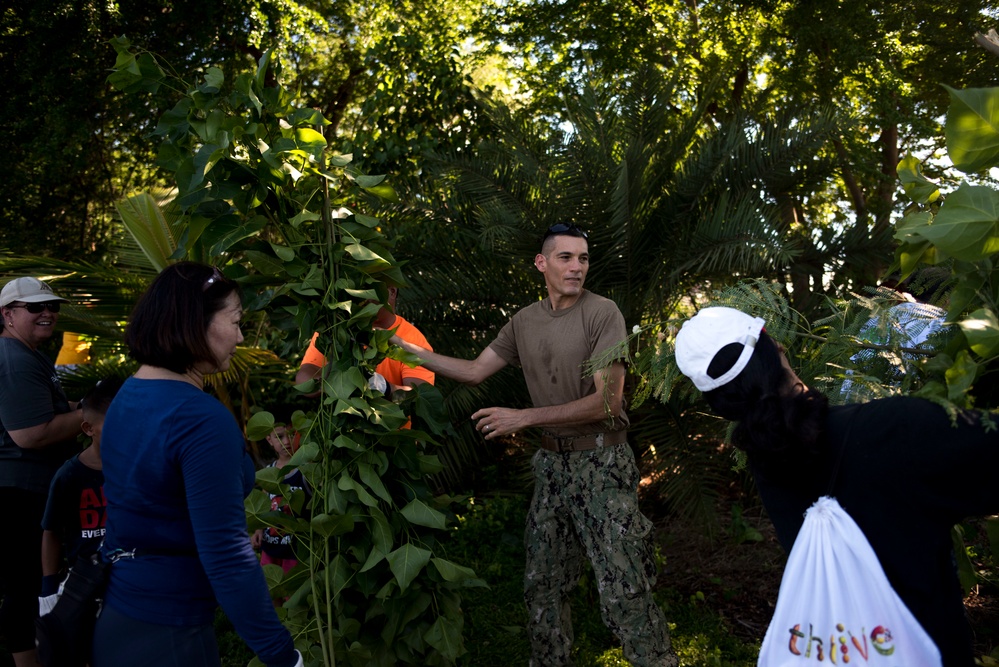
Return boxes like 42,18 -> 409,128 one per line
93,262 -> 300,667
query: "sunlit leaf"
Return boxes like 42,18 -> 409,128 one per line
202,67 -> 224,92
253,48 -> 273,94
329,435 -> 362,452
114,193 -> 178,272
289,210 -> 321,227
945,85 -> 999,173
907,184 -> 999,261
897,154 -> 940,204
328,153 -> 353,167
350,174 -> 385,187
287,108 -> 329,127
945,349 -> 978,401
293,128 -> 328,158
345,243 -> 391,267
354,213 -> 381,228
959,308 -> 999,358
364,184 -> 400,202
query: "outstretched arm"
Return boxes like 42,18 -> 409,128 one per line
298,350 -> 434,399
390,335 -> 508,386
472,361 -> 626,439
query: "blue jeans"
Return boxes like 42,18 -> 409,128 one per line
92,602 -> 219,666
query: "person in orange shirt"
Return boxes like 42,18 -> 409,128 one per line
296,287 -> 434,398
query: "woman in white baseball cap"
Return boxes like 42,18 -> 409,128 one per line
674,305 -> 999,666
0,276 -> 81,667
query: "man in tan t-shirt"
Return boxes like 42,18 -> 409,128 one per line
389,224 -> 676,667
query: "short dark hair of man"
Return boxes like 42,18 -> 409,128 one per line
540,223 -> 588,255
125,262 -> 241,375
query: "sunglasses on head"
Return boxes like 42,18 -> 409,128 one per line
202,266 -> 224,292
542,223 -> 588,242
9,301 -> 61,314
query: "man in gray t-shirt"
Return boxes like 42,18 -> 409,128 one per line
390,225 -> 675,667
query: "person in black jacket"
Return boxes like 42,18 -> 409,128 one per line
675,306 -> 999,666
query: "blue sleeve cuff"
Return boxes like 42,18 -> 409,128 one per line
267,648 -> 301,667
40,574 -> 61,597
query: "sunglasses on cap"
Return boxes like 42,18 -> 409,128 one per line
9,301 -> 61,314
542,223 -> 588,242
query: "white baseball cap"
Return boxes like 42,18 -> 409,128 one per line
0,277 -> 68,308
675,307 -> 766,392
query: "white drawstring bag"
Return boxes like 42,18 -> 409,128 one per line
758,496 -> 941,666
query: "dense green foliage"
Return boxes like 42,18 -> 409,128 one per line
893,84 -> 999,408
6,0 -> 997,302
0,0 -> 488,259
104,41 -> 483,666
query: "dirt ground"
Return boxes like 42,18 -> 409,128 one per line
654,497 -> 999,661
655,499 -> 784,643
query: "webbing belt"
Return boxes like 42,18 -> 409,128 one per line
539,430 -> 627,453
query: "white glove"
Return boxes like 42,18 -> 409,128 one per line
292,650 -> 304,667
367,372 -> 388,394
38,593 -> 59,616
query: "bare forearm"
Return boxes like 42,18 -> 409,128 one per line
392,337 -> 493,386
415,351 -> 481,385
9,410 -> 82,449
521,393 -> 618,428
483,393 -> 617,435
41,531 -> 61,577
473,362 -> 625,439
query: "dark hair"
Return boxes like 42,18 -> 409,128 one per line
81,377 -> 124,418
702,331 -> 828,463
540,223 -> 588,254
125,262 -> 240,374
268,403 -> 298,427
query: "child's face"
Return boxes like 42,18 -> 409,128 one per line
82,411 -> 105,446
266,425 -> 295,457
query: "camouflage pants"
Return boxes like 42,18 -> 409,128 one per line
524,443 -> 677,667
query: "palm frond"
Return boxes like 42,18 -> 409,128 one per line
115,192 -> 180,272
